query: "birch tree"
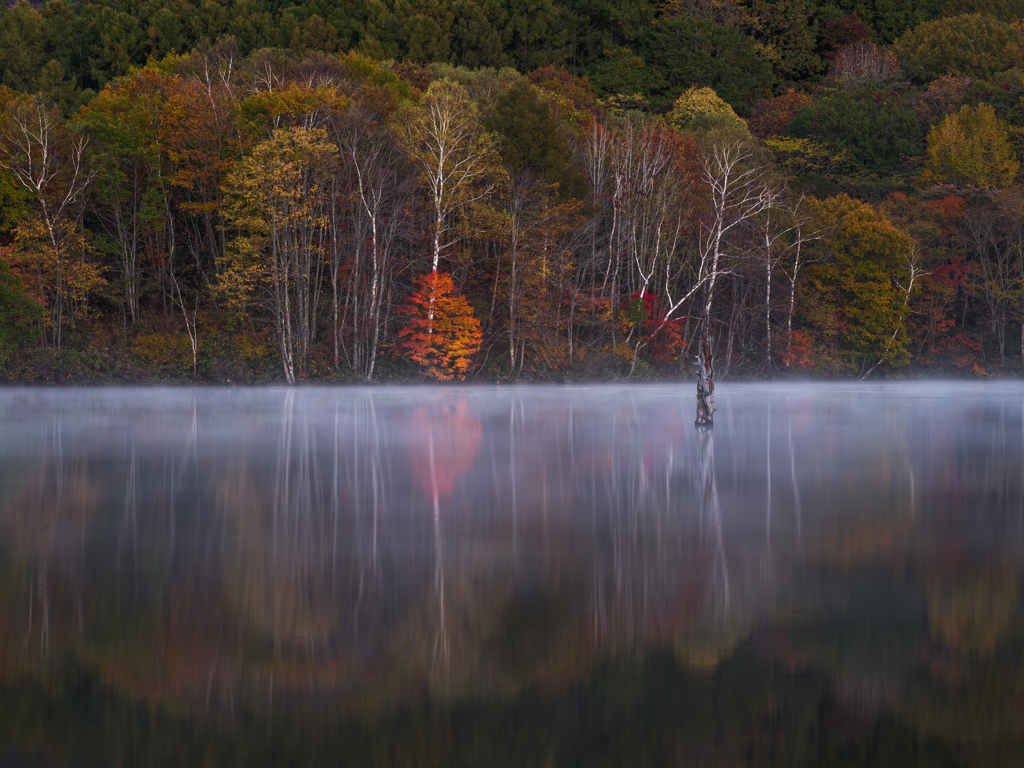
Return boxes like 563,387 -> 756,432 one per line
332,100 -> 412,381
221,127 -> 336,384
693,137 -> 773,423
963,191 -> 1024,370
395,78 -> 498,274
748,192 -> 824,370
0,94 -> 97,346
488,175 -> 582,375
584,116 -> 700,368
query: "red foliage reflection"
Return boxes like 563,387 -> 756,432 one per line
406,395 -> 482,501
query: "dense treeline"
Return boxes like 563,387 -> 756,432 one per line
0,0 -> 1023,382
0,0 -> 897,107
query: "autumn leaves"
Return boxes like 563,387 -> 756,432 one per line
220,79 -> 492,382
222,128 -> 336,385
4,36 -> 1023,383
391,79 -> 495,379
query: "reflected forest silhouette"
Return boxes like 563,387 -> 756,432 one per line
2,385 -> 1024,765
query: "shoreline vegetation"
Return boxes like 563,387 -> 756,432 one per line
2,2 -> 1024,384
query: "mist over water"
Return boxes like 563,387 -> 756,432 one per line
1,383 -> 1023,766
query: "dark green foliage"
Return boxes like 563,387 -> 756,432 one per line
487,78 -> 590,197
306,0 -> 379,52
487,80 -> 569,182
585,45 -> 665,98
501,0 -> 576,72
814,0 -> 947,44
787,89 -> 925,172
80,4 -> 146,89
1005,93 -> 1024,126
391,0 -> 453,64
220,0 -> 277,54
0,258 -> 41,366
0,2 -> 46,92
965,70 -> 1024,119
450,0 -> 512,68
146,5 -> 190,58
567,0 -> 653,71
41,0 -> 83,84
638,17 -> 775,112
895,13 -> 1024,82
940,0 -> 1024,22
0,171 -> 31,235
750,0 -> 823,81
33,60 -> 78,115
0,0 -> 953,111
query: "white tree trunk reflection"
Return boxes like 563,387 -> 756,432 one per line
789,416 -> 802,545
1,387 -> 1023,714
698,425 -> 730,620
429,421 -> 449,670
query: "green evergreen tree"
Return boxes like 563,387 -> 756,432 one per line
0,2 -> 47,92
639,17 -> 774,112
0,255 -> 42,367
787,89 -> 923,173
896,13 -> 1024,82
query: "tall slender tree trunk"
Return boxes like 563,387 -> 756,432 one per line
696,328 -> 715,426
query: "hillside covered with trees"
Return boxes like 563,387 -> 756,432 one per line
1,0 -> 1024,382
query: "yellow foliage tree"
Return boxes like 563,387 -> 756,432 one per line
0,94 -> 98,345
921,103 -> 1020,188
393,79 -> 499,274
10,216 -> 104,343
666,86 -> 748,135
803,195 -> 923,376
221,126 -> 336,384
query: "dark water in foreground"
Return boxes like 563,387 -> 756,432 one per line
1,383 -> 1023,767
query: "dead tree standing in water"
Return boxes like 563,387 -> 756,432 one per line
691,135 -> 773,427
695,330 -> 715,425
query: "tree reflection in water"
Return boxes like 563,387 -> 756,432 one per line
0,385 -> 1023,765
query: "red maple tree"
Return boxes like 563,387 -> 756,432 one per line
398,270 -> 483,380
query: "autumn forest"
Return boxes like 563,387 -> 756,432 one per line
1,0 -> 1024,383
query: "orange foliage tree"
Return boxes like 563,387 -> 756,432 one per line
158,76 -> 242,278
748,89 -> 813,138
398,270 -> 482,380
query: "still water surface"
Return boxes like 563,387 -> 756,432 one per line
1,383 -> 1023,766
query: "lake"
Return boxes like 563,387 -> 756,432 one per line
0,382 -> 1022,766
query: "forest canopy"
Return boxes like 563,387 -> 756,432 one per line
0,0 -> 1022,382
